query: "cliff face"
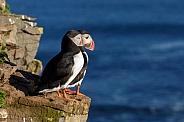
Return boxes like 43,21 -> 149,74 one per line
0,2 -> 91,122
0,14 -> 43,75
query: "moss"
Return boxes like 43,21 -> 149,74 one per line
47,118 -> 53,121
0,2 -> 11,14
38,27 -> 43,34
6,102 -> 90,121
7,103 -> 67,121
0,44 -> 9,64
5,2 -> 11,13
0,89 -> 7,108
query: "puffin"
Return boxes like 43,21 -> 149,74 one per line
33,30 -> 84,101
66,30 -> 95,96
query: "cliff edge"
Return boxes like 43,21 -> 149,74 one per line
0,1 -> 91,122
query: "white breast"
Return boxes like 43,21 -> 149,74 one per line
61,51 -> 84,89
77,52 -> 88,85
67,51 -> 89,88
83,52 -> 89,63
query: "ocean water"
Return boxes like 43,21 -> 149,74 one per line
7,0 -> 184,122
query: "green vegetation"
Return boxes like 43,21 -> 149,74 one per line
0,2 -> 11,14
0,45 -> 9,64
5,2 -> 11,13
0,89 -> 7,108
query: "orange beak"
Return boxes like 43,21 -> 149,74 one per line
87,40 -> 95,51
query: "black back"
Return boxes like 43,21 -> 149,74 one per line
33,30 -> 81,94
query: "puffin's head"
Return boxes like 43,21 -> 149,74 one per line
66,30 -> 83,46
78,30 -> 95,51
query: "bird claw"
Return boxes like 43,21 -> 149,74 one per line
65,89 -> 75,93
76,92 -> 85,96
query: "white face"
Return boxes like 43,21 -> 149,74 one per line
81,34 -> 93,48
69,34 -> 83,46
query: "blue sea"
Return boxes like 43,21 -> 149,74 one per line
7,0 -> 184,121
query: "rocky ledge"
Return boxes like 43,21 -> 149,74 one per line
0,62 -> 91,122
0,1 -> 91,122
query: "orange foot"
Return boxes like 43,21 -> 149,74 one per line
65,88 -> 75,93
65,88 -> 84,96
76,92 -> 85,96
62,89 -> 78,102
57,90 -> 63,98
75,85 -> 85,96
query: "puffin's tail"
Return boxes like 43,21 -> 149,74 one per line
29,86 -> 40,96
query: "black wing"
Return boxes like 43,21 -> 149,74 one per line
38,52 -> 74,89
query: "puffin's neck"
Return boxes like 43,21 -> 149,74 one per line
61,38 -> 80,53
79,46 -> 85,53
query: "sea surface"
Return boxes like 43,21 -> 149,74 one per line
7,0 -> 184,122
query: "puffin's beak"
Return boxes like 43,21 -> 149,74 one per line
85,40 -> 95,51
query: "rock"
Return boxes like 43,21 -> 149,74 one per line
0,108 -> 7,118
5,92 -> 91,122
0,108 -> 7,122
0,14 -> 43,73
0,62 -> 17,83
0,0 -> 6,13
14,48 -> 24,59
1,73 -> 91,122
0,0 -> 10,14
0,62 -> 91,122
26,59 -> 43,75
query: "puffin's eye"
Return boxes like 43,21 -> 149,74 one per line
86,36 -> 89,39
